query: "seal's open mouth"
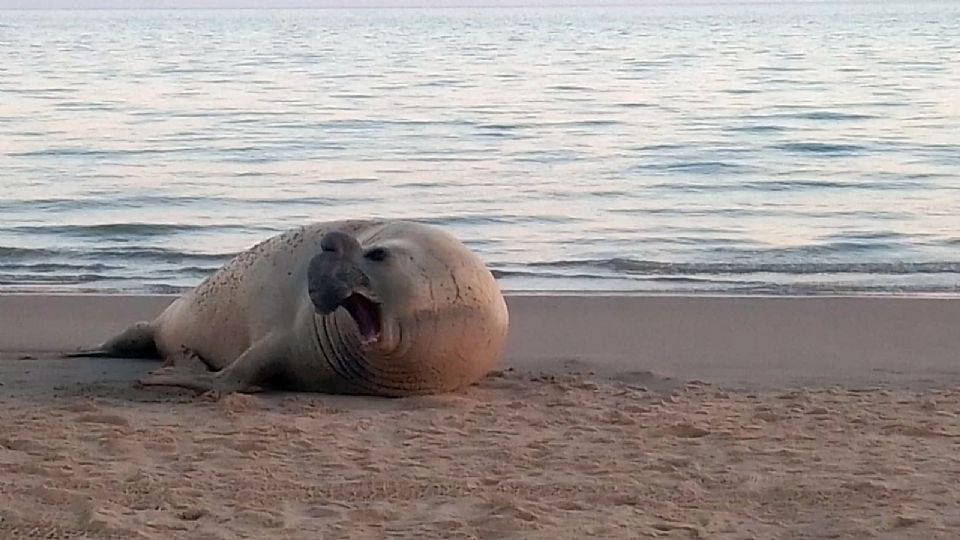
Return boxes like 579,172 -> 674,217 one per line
341,293 -> 382,344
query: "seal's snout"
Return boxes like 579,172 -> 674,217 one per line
307,230 -> 384,344
307,230 -> 375,317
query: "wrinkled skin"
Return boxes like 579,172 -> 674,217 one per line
68,220 -> 510,397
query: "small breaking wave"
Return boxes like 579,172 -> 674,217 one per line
0,273 -> 127,285
526,258 -> 960,276
773,142 -> 868,155
632,161 -> 752,174
0,245 -> 236,264
11,223 -> 210,238
0,246 -> 61,260
643,178 -> 926,192
0,262 -> 124,272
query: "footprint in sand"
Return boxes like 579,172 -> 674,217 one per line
657,423 -> 712,438
75,413 -> 131,428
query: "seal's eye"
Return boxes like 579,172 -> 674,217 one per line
364,247 -> 389,262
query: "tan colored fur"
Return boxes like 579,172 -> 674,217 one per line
139,220 -> 508,395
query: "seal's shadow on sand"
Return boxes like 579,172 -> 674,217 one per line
2,353 -> 686,411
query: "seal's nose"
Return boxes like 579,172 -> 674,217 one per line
309,230 -> 370,315
321,231 -> 362,258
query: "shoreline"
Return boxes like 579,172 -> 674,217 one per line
4,288 -> 960,297
3,287 -> 959,298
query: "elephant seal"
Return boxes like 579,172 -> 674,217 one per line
68,220 -> 510,397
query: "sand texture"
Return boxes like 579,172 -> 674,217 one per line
2,365 -> 959,539
3,293 -> 960,538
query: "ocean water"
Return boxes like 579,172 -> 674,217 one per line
1,3 -> 959,295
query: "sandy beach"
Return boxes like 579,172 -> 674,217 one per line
2,293 -> 960,538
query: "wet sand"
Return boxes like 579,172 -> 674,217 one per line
2,293 -> 959,538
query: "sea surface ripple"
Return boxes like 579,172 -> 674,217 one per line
1,3 -> 959,295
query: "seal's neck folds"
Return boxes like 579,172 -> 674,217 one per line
313,310 -> 422,396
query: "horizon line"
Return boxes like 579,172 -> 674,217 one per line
0,0 -> 895,11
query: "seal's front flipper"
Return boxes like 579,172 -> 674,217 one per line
209,333 -> 287,394
138,366 -> 263,397
138,349 -> 262,394
138,348 -> 216,392
139,366 -> 218,394
63,321 -> 159,359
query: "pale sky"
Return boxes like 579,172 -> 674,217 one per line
0,0 -> 812,8
2,0 -> 628,8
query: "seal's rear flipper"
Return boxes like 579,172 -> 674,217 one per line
63,321 -> 160,359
